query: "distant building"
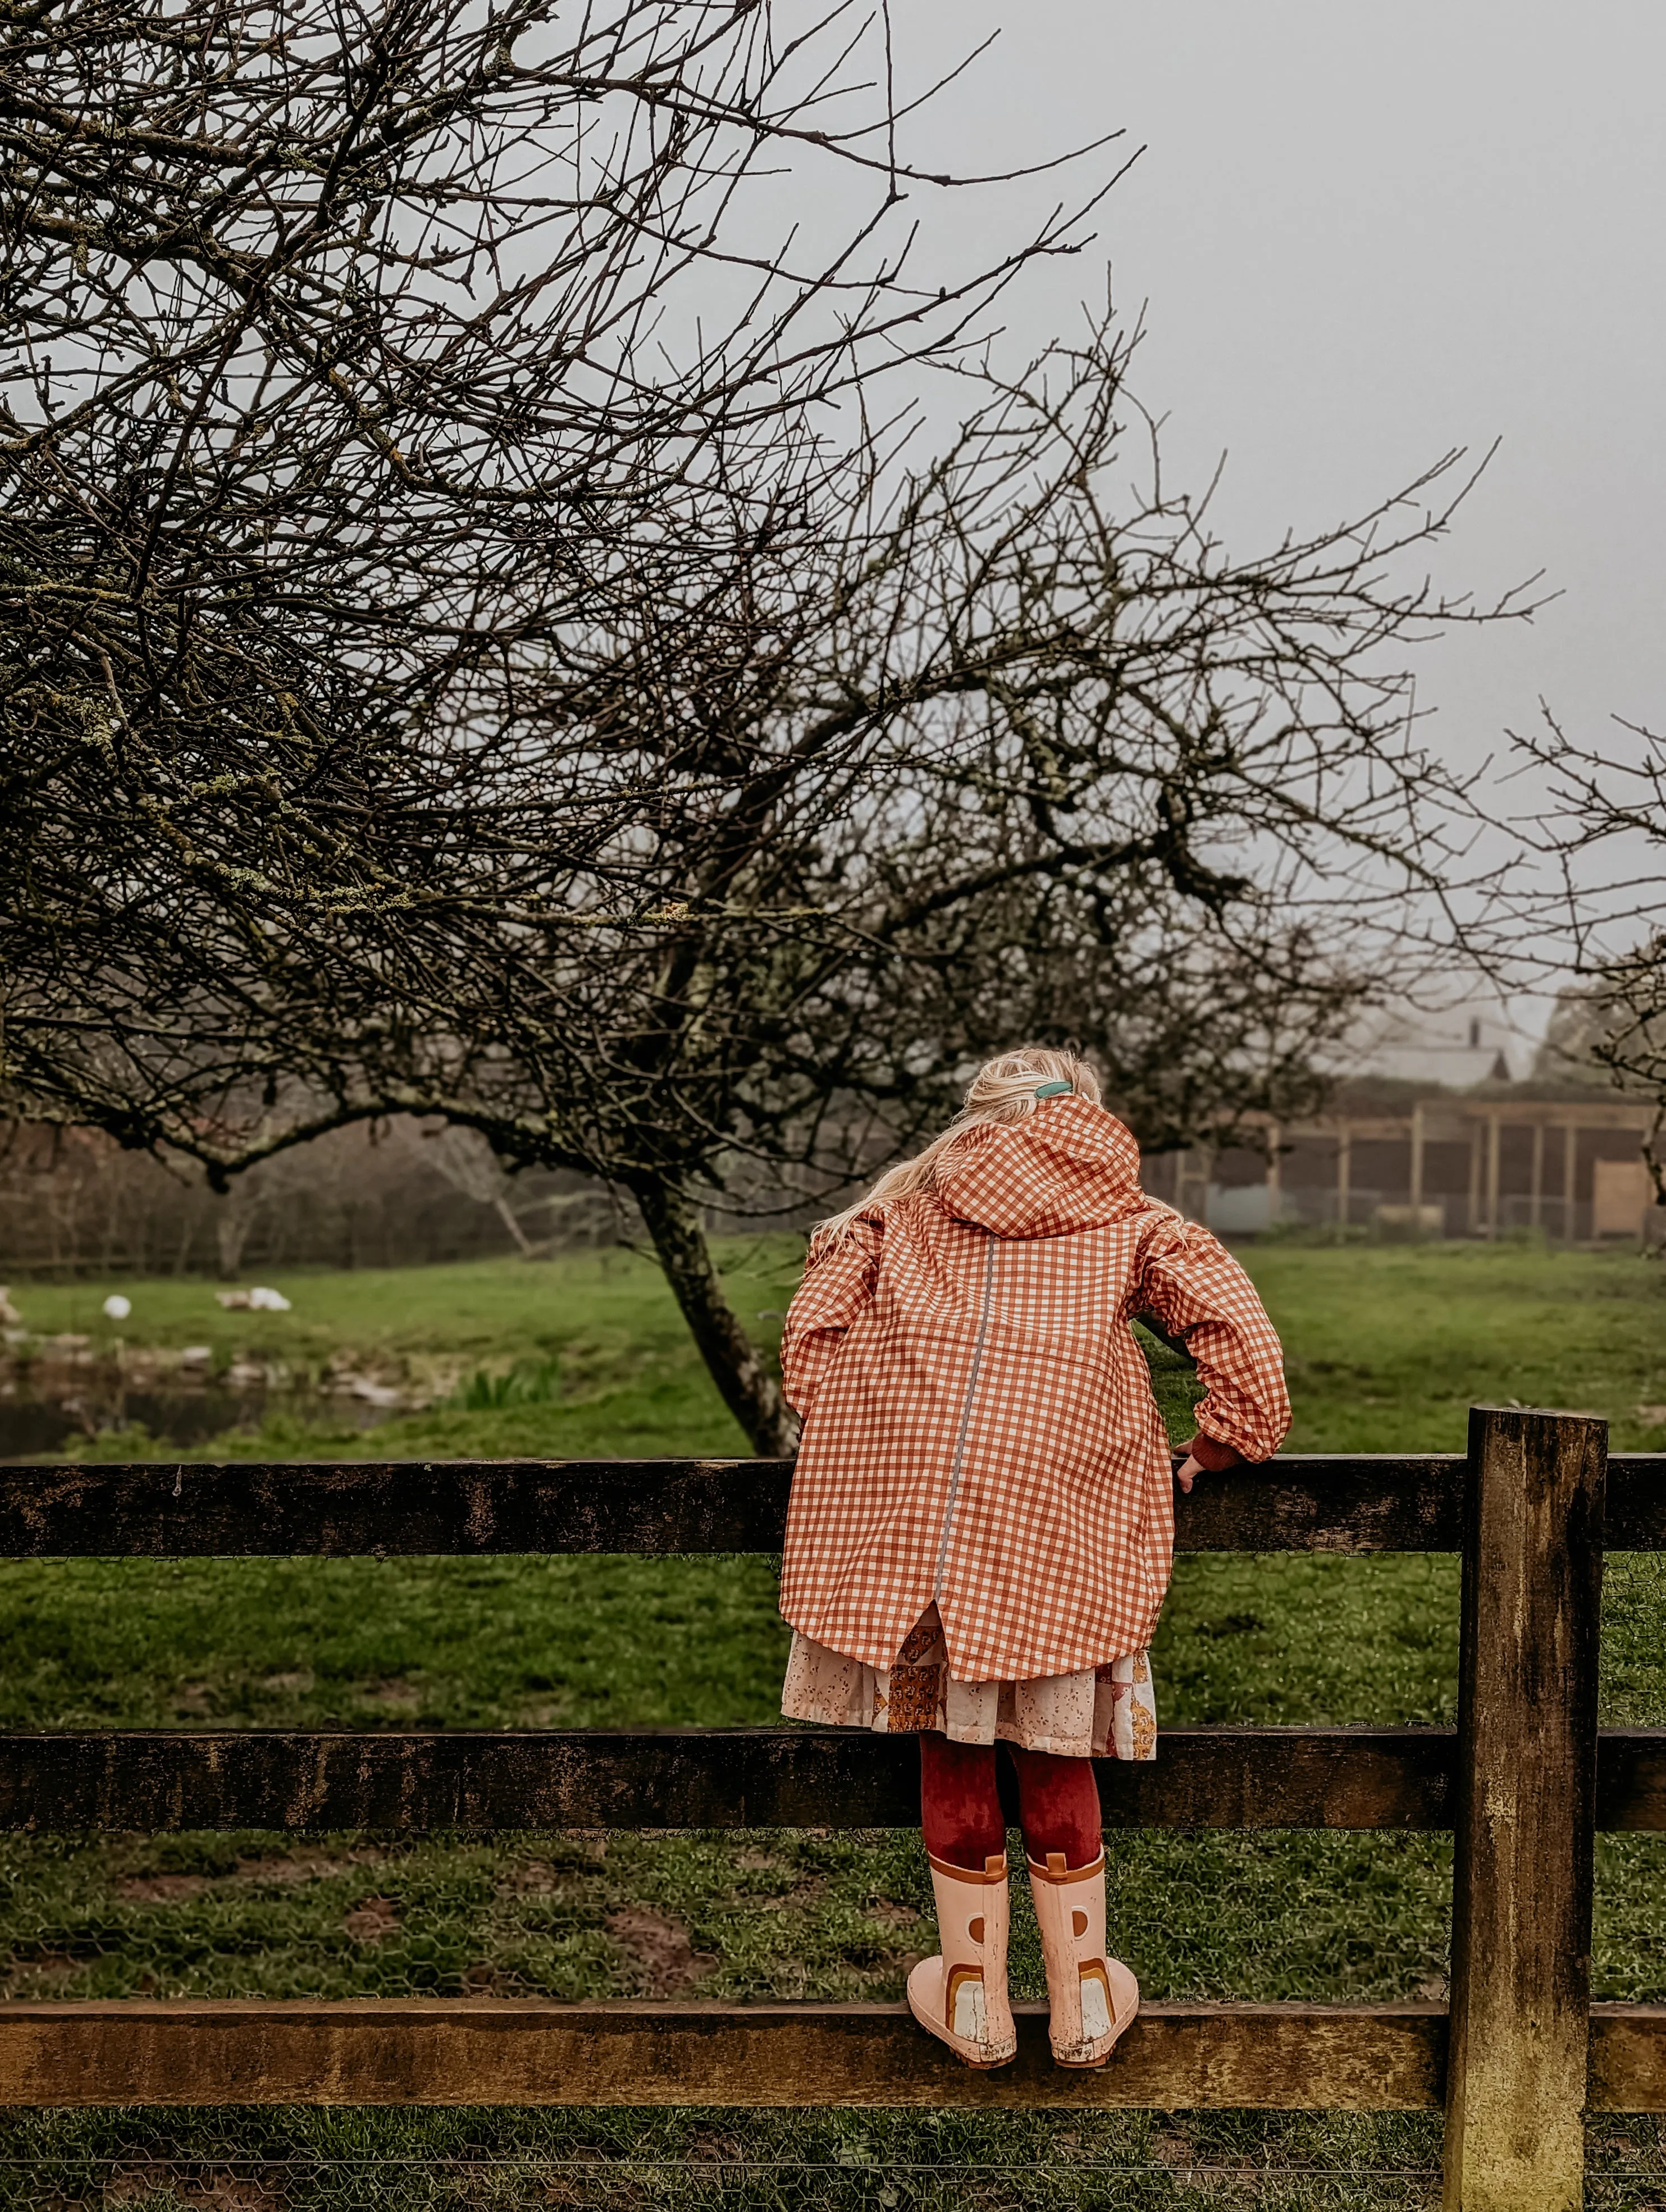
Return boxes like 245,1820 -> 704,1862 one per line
1339,991 -> 1518,1089
1148,985 -> 1661,1244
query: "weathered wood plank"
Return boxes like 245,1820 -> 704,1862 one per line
1589,2004 -> 1666,2112
0,1725 -> 1459,1834
0,1724 -> 1450,1834
0,1454 -> 1466,1556
1599,1453 -> 1666,1550
1595,1727 -> 1666,1829
1096,1726 -> 1458,1830
0,1724 -> 1659,1835
0,1459 -> 797,1559
1,1997 -> 1660,2112
1176,1456 -> 1464,1552
0,1454 -> 1659,1560
1443,1406 -> 1606,2212
0,1999 -> 1448,2109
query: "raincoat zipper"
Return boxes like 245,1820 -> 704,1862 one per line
933,1232 -> 998,1608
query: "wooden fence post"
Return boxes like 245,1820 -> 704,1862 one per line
1443,1405 -> 1606,2212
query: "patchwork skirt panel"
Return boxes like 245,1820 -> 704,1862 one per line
780,1605 -> 1156,1761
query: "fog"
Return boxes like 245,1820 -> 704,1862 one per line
880,1 -> 1666,785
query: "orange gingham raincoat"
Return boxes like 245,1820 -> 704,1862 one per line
778,1095 -> 1290,1683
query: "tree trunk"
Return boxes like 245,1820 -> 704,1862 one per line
214,1193 -> 260,1281
632,1180 -> 798,1457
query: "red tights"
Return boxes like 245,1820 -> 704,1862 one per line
919,1732 -> 1102,1873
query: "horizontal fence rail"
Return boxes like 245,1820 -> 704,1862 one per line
0,2000 -> 1659,2114
0,1723 -> 1450,1832
1,1414 -> 1659,2210
1,1723 -> 1663,1835
0,1999 -> 1455,2110
2,1451 -> 1662,1556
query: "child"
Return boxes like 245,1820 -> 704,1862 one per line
777,1046 -> 1289,2068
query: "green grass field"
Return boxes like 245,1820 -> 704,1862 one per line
17,1233 -> 1666,1461
3,1240 -> 1665,2207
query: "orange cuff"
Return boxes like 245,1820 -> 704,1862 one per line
1184,1431 -> 1243,1473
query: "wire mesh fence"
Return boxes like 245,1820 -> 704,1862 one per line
0,2109 -> 1462,2212
0,1821 -> 1472,2206
0,1823 -> 1474,2010
3,2115 -> 1663,2211
0,1821 -> 1658,2208
0,1827 -> 930,2008
0,1818 -> 1468,2208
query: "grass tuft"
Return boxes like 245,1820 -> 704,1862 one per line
450,1359 -> 565,1411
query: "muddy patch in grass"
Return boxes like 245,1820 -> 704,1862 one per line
231,1853 -> 365,1887
864,1898 -> 920,1927
116,1872 -> 212,1903
343,1895 -> 402,1943
359,1678 -> 423,1711
605,1907 -> 715,1993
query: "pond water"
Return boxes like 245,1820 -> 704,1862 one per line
0,1384 -> 401,1462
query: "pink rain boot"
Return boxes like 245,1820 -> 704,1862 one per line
906,1850 -> 1017,2068
1027,1849 -> 1140,2066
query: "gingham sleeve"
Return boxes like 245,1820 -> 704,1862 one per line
780,1215 -> 884,1419
1135,1211 -> 1290,1463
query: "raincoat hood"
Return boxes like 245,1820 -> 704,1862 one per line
933,1095 -> 1143,1239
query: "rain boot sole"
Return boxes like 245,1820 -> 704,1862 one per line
1051,1967 -> 1141,2067
906,1975 -> 1017,2069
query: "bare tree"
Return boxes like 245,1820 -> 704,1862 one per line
423,1127 -> 538,1256
0,0 -> 1099,817
1,1 -> 1526,1448
425,1122 -> 614,1254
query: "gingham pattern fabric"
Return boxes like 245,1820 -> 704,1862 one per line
778,1095 -> 1290,1683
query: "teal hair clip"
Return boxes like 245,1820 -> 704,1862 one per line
1033,1079 -> 1073,1098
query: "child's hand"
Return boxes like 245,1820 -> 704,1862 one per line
1175,1455 -> 1204,1493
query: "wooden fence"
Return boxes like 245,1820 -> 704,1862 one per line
0,1406 -> 1662,2211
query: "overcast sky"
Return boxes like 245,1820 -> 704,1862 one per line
886,1 -> 1666,798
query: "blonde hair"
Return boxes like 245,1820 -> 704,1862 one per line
816,1046 -> 1103,1242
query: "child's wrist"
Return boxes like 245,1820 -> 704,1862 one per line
1183,1431 -> 1242,1473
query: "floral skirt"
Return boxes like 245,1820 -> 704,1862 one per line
780,1604 -> 1157,1761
